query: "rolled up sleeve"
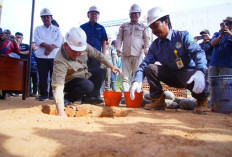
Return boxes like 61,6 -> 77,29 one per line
52,60 -> 67,110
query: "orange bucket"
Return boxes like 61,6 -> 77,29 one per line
103,91 -> 122,106
124,91 -> 143,108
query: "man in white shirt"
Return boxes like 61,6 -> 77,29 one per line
34,8 -> 62,101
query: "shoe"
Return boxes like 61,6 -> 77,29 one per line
49,96 -> 54,100
64,99 -> 71,106
29,93 -> 37,97
81,96 -> 103,104
36,96 -> 48,101
144,94 -> 151,100
144,93 -> 166,110
193,98 -> 208,114
8,93 -> 15,96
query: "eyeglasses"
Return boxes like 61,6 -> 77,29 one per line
16,37 -> 22,39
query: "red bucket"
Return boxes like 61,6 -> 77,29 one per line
103,91 -> 122,106
124,91 -> 143,108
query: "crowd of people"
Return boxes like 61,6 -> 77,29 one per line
0,4 -> 231,117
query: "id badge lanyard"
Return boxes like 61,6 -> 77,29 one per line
174,50 -> 184,69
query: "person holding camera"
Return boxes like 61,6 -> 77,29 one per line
209,17 -> 232,76
0,29 -> 21,58
130,7 -> 208,114
194,29 -> 213,67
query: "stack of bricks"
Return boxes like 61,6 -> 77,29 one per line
41,104 -> 132,117
42,104 -> 87,117
142,83 -> 187,98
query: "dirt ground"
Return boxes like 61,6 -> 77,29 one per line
0,96 -> 232,157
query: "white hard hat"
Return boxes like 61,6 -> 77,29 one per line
147,7 -> 169,27
88,5 -> 100,14
129,4 -> 141,13
65,27 -> 87,51
40,8 -> 52,17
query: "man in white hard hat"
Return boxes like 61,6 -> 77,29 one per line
116,4 -> 150,92
52,27 -> 121,117
80,6 -> 108,69
34,8 -> 63,101
80,5 -> 108,101
130,7 -> 209,114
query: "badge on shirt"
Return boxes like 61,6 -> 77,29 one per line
175,42 -> 182,49
188,35 -> 194,42
174,50 -> 184,69
175,58 -> 184,69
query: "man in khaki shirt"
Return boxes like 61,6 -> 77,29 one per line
116,4 -> 150,91
52,27 -> 121,117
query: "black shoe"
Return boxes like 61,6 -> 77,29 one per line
30,93 -> 37,97
81,96 -> 103,104
49,96 -> 54,100
64,99 -> 71,106
36,96 -> 48,101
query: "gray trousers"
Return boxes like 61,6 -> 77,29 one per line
145,64 -> 209,101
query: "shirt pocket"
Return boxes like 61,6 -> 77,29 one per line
123,27 -> 131,37
96,28 -> 102,39
51,31 -> 58,39
134,27 -> 144,38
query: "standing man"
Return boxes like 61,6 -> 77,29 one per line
34,8 -> 62,101
209,17 -> 232,76
116,4 -> 150,92
194,29 -> 213,67
52,27 -> 121,117
15,32 -> 38,96
130,7 -> 208,114
80,5 -> 108,69
15,32 -> 30,60
80,6 -> 108,102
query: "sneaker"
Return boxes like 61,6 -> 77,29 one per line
36,96 -> 48,101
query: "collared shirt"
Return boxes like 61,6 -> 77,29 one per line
210,32 -> 232,67
52,44 -> 112,110
19,43 -> 30,60
80,22 -> 108,52
116,22 -> 150,57
199,40 -> 213,63
34,25 -> 62,59
134,29 -> 207,83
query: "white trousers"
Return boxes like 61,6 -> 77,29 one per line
121,55 -> 143,91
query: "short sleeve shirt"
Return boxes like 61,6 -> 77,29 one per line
80,22 -> 108,52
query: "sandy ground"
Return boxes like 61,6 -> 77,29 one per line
0,96 -> 232,157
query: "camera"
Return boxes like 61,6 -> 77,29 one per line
196,35 -> 205,40
220,22 -> 226,30
10,35 -> 15,40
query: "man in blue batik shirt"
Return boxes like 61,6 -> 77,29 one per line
130,7 -> 209,114
80,6 -> 108,104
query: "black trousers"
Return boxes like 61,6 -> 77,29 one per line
30,71 -> 38,95
145,64 -> 209,101
36,58 -> 54,97
64,68 -> 106,102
